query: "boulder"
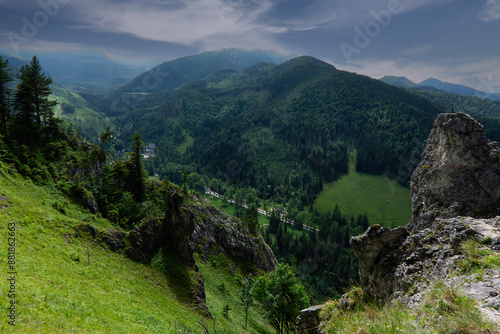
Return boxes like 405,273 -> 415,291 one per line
296,305 -> 323,334
351,113 -> 500,302
350,225 -> 408,299
409,113 -> 500,232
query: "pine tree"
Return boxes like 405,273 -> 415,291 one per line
125,133 -> 146,202
99,126 -> 113,148
29,55 -> 56,125
14,64 -> 35,128
0,55 -> 13,135
14,55 -> 56,129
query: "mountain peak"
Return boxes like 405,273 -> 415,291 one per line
117,49 -> 290,94
380,75 -> 417,88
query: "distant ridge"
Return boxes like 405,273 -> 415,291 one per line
116,48 -> 291,93
380,75 -> 500,101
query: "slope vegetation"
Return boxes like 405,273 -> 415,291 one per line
0,161 -> 273,333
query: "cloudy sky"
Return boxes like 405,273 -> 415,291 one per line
1,0 -> 500,92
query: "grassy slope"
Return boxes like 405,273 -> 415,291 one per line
0,162 -> 272,333
314,156 -> 411,227
50,87 -> 113,141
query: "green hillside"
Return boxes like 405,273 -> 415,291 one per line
0,160 -> 273,333
51,86 -> 113,141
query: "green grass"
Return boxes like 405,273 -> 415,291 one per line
456,239 -> 500,275
50,86 -> 114,140
177,132 -> 194,155
195,253 -> 273,334
0,162 -> 271,333
320,283 -> 499,334
314,171 -> 411,227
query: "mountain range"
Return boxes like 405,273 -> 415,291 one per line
380,75 -> 500,101
3,47 -> 500,333
115,48 -> 290,93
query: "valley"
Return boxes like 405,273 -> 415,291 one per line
2,48 -> 500,333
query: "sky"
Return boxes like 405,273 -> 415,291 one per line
1,0 -> 500,92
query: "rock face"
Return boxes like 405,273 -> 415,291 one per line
350,225 -> 408,298
351,113 -> 500,315
85,185 -> 277,318
408,112 -> 500,232
296,305 -> 323,334
162,186 -> 277,272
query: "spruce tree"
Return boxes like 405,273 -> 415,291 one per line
30,55 -> 57,125
126,133 -> 146,202
14,64 -> 35,128
14,55 -> 56,128
0,55 -> 13,134
238,275 -> 255,329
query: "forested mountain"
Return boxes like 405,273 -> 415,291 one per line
419,78 -> 500,100
379,75 -> 418,88
116,48 -> 290,94
111,56 -> 445,201
84,55 -> 452,301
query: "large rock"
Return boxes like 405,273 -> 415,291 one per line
350,113 -> 500,302
350,225 -> 408,299
408,113 -> 500,232
296,305 -> 323,334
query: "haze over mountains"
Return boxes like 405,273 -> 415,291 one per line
381,75 -> 500,101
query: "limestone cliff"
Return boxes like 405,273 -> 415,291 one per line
85,184 -> 277,317
351,112 -> 500,322
127,185 -> 277,272
408,112 -> 500,231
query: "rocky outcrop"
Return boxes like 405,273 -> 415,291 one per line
82,185 -> 277,318
161,186 -> 277,272
122,186 -> 277,316
408,112 -> 500,232
126,216 -> 166,263
297,305 -> 323,334
351,113 -> 500,312
350,225 -> 408,299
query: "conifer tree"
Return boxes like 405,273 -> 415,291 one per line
14,55 -> 56,128
0,55 -> 13,135
253,263 -> 309,334
126,133 -> 147,202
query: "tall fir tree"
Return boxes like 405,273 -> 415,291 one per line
126,133 -> 147,202
14,55 -> 56,129
0,55 -> 13,135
